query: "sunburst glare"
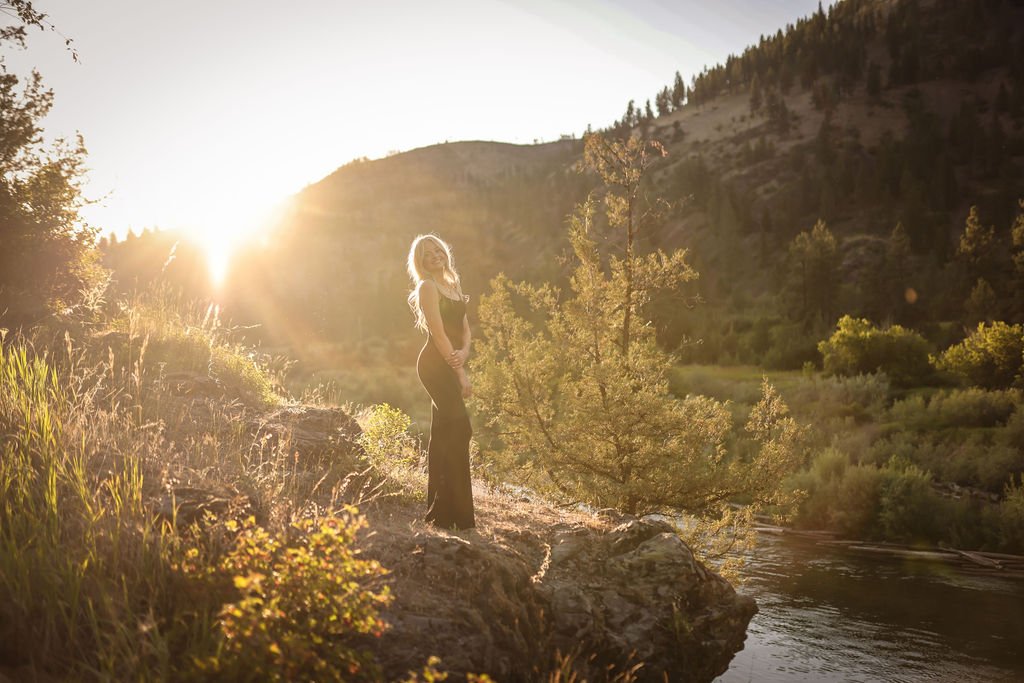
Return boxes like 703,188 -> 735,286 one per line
177,190 -> 289,287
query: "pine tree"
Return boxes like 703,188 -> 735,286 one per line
624,99 -> 637,128
866,61 -> 882,98
749,73 -> 763,113
957,205 -> 996,270
655,86 -> 671,116
1009,200 -> 1024,321
787,220 -> 839,323
965,278 -> 998,325
886,222 -> 913,321
671,70 -> 686,108
472,133 -> 804,522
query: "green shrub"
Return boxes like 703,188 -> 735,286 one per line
818,315 -> 932,387
994,476 -> 1024,552
191,513 -> 391,682
933,321 -> 1024,389
785,372 -> 891,424
357,403 -> 418,475
1000,406 -> 1024,450
878,457 -> 942,543
889,388 -> 1020,430
789,448 -> 884,538
828,465 -> 886,538
762,322 -> 822,370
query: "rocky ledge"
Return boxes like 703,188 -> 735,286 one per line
364,498 -> 756,682
155,398 -> 757,681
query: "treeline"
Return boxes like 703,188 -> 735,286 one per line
618,0 -> 1024,130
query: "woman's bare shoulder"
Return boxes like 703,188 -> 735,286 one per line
417,279 -> 439,301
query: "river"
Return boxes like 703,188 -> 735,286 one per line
717,533 -> 1024,682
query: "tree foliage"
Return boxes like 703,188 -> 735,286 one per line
786,219 -> 839,323
818,315 -> 932,388
0,1 -> 99,324
934,321 -> 1024,389
472,134 -> 804,518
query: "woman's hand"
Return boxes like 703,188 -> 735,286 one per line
448,348 -> 469,369
458,372 -> 473,398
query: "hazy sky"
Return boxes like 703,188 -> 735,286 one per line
3,0 -> 829,251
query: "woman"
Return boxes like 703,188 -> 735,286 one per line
407,234 -> 475,530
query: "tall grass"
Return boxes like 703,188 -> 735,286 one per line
0,289 -> 392,679
0,341 -> 179,676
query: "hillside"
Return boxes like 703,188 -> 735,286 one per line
160,0 -> 1022,373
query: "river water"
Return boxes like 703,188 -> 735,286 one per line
717,533 -> 1024,682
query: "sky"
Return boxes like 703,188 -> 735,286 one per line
2,0 -> 829,266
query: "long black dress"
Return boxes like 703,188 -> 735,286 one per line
417,292 -> 475,529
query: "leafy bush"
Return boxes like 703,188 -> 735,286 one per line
785,372 -> 892,424
192,513 -> 391,682
762,322 -> 822,370
357,403 -> 418,475
818,315 -> 932,387
888,388 -> 1020,430
877,457 -> 942,542
1000,406 -> 1024,450
788,448 -> 884,538
994,477 -> 1024,552
933,321 -> 1024,389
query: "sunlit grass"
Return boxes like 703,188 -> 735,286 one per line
0,290 -> 391,679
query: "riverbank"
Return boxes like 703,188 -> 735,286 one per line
753,524 -> 1024,580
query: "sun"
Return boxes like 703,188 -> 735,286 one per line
178,190 -> 289,287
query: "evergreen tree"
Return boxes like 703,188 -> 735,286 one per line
787,219 -> 839,323
1010,200 -> 1024,321
655,86 -> 671,116
749,73 -> 763,113
964,277 -> 998,325
472,133 -> 804,523
624,99 -> 637,128
956,205 -> 996,273
866,61 -> 882,98
671,71 -> 686,108
886,222 -> 913,320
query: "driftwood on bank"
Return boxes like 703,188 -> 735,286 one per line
754,525 -> 1024,579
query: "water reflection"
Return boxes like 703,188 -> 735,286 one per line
718,534 -> 1024,682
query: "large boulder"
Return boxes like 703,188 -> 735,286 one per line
368,515 -> 756,682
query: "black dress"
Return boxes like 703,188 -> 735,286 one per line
417,292 -> 475,529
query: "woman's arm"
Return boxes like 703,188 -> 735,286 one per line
419,281 -> 459,359
448,313 -> 472,368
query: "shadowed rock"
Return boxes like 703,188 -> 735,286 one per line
369,516 -> 756,682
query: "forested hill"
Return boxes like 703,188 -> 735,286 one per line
105,0 -> 1024,366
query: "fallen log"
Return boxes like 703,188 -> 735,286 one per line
845,545 -> 958,562
949,548 -> 1003,570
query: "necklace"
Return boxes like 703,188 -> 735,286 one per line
429,277 -> 461,300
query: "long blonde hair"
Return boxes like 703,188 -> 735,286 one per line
406,234 -> 462,332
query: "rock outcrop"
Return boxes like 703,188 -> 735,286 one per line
366,510 -> 756,682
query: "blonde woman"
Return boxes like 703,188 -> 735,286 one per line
407,234 -> 474,530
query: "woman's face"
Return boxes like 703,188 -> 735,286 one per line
421,240 -> 448,275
